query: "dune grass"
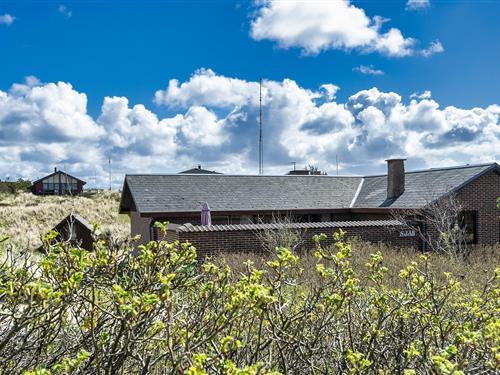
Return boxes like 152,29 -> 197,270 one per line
0,190 -> 129,249
220,238 -> 500,290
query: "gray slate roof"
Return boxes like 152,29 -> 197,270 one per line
122,174 -> 362,214
120,163 -> 499,214
353,163 -> 498,209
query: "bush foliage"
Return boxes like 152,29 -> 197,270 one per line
0,179 -> 31,194
0,230 -> 498,374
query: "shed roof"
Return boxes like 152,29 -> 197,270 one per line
120,162 -> 500,215
54,213 -> 93,233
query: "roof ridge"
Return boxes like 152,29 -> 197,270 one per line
362,162 -> 498,178
124,162 -> 498,179
125,174 -> 361,178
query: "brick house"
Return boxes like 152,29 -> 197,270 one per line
119,160 -> 500,254
31,168 -> 86,195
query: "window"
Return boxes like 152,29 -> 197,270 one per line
310,214 -> 322,222
212,216 -> 230,225
459,211 -> 477,244
239,215 -> 253,224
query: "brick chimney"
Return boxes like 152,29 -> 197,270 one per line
386,158 -> 406,199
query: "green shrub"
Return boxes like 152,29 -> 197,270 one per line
0,230 -> 498,374
0,179 -> 31,195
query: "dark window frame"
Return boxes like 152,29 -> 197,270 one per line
459,211 -> 477,245
212,216 -> 230,225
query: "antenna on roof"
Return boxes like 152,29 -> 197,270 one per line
290,161 -> 296,171
259,78 -> 264,175
108,158 -> 111,191
336,154 -> 339,176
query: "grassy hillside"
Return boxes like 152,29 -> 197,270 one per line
0,191 -> 129,248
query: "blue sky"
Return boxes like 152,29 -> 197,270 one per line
0,0 -> 499,187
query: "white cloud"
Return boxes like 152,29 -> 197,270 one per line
155,68 -> 260,108
97,96 -> 178,156
1,71 -> 498,186
168,106 -> 229,147
406,0 -> 430,11
421,40 -> 444,57
249,0 -> 440,57
154,70 -> 499,174
353,65 -> 385,76
58,5 -> 72,18
320,84 -> 340,101
0,79 -> 105,142
410,90 -> 432,99
0,14 -> 15,26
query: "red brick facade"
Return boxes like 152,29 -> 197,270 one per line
455,169 -> 500,244
163,223 -> 420,259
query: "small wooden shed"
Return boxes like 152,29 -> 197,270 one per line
51,213 -> 95,251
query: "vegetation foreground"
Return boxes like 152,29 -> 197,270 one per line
0,228 -> 497,374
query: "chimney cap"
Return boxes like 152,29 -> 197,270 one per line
385,158 -> 407,162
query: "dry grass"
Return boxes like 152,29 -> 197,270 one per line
219,238 -> 500,290
0,190 -> 129,249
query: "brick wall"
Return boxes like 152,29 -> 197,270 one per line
455,169 -> 500,245
164,224 -> 420,260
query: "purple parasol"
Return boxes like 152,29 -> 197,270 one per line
201,202 -> 211,226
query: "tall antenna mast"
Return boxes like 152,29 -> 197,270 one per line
108,158 -> 111,191
259,78 -> 263,175
336,154 -> 339,176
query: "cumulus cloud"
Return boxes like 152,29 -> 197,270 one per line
155,70 -> 499,174
406,0 -> 430,11
168,106 -> 229,147
249,0 -> 440,58
353,65 -> 385,76
155,68 -> 260,108
320,84 -> 340,101
1,72 -> 498,186
0,76 -> 237,186
0,14 -> 15,26
410,90 -> 432,99
0,80 -> 105,142
421,40 -> 444,57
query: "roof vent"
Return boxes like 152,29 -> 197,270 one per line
386,158 -> 406,199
